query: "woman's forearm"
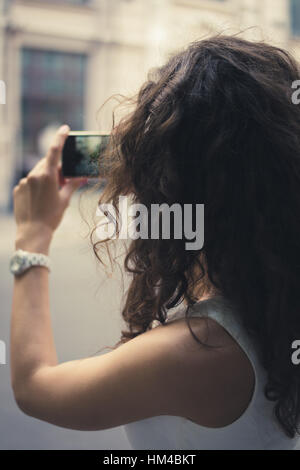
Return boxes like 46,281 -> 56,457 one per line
10,233 -> 58,395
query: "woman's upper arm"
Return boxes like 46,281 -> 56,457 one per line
13,320 -> 196,430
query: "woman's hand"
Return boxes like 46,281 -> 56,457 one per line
13,125 -> 87,254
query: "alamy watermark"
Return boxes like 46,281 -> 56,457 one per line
0,81 -> 6,364
291,340 -> 300,365
95,196 -> 204,250
0,80 -> 5,105
0,340 -> 6,365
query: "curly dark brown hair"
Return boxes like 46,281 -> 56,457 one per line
87,34 -> 300,438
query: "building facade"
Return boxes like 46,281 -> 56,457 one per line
0,0 -> 299,211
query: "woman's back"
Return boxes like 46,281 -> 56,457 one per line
123,296 -> 300,450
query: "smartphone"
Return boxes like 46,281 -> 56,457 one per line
62,131 -> 110,178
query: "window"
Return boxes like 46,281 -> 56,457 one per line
21,48 -> 87,173
290,0 -> 300,36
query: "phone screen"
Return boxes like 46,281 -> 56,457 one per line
62,133 -> 110,178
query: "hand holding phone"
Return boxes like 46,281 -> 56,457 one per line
62,131 -> 110,178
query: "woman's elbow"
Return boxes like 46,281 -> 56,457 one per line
11,377 -> 38,417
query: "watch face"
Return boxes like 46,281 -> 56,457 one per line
10,254 -> 26,274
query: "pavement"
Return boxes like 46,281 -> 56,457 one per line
0,187 -> 131,449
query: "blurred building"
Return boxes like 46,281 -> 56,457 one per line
0,0 -> 299,211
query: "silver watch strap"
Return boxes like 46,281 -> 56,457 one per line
16,249 -> 51,272
28,251 -> 51,271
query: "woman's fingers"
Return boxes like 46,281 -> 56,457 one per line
57,163 -> 65,188
59,178 -> 87,207
45,124 -> 70,170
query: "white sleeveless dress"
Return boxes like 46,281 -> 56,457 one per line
122,295 -> 300,450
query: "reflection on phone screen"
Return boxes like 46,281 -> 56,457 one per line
62,134 -> 110,177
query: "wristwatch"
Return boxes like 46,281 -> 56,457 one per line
10,249 -> 51,276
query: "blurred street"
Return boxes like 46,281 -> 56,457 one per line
0,187 -> 131,449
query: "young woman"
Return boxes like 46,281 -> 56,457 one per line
10,35 -> 300,450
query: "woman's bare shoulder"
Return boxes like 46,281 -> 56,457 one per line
148,315 -> 256,427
